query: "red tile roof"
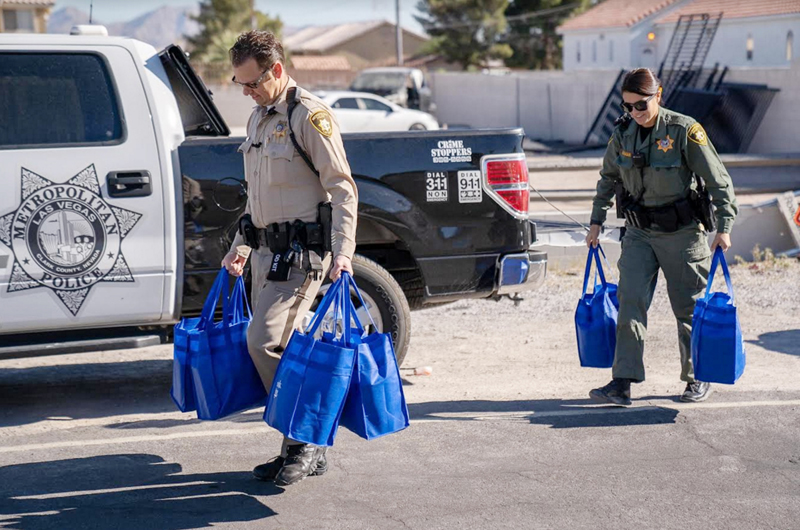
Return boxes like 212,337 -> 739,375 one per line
558,0 -> 681,31
655,0 -> 800,24
289,55 -> 352,71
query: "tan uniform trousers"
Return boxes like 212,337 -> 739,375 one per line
246,246 -> 331,393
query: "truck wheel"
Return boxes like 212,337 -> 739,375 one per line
308,254 -> 411,366
409,123 -> 427,131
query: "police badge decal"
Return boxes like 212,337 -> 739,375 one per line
0,165 -> 142,316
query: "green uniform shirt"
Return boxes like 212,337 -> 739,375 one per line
590,106 -> 738,233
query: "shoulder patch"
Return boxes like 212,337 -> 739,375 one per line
309,110 -> 333,138
687,122 -> 708,146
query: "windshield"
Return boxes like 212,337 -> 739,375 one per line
351,72 -> 407,92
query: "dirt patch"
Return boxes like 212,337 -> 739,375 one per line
402,259 -> 800,404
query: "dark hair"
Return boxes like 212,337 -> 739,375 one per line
229,30 -> 285,69
621,68 -> 661,96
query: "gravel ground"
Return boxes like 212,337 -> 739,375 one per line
401,257 -> 800,405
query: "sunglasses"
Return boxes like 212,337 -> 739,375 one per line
232,66 -> 273,89
620,92 -> 657,113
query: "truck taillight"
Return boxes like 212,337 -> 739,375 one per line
482,155 -> 529,218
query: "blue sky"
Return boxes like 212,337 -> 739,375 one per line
53,0 -> 427,34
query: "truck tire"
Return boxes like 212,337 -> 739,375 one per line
311,254 -> 411,366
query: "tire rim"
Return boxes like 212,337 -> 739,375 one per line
303,284 -> 384,335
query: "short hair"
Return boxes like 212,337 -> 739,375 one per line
621,68 -> 661,97
229,30 -> 285,69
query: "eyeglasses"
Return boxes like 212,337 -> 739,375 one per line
232,67 -> 273,89
620,92 -> 657,113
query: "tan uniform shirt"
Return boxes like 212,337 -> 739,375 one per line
230,77 -> 358,259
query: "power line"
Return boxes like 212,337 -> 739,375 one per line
419,3 -> 578,31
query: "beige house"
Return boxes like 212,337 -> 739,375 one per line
284,20 -> 429,71
0,0 -> 53,33
288,55 -> 357,91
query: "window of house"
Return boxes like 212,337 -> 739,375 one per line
610,40 -> 615,62
788,31 -> 794,62
2,9 -> 35,32
0,53 -> 124,148
332,98 -> 359,109
592,40 -> 597,62
577,42 -> 581,63
361,98 -> 391,112
746,34 -> 754,61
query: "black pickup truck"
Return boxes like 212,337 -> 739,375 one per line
0,38 -> 546,365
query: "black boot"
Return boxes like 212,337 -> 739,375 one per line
253,452 -> 328,482
274,444 -> 325,486
680,381 -> 712,403
589,378 -> 632,406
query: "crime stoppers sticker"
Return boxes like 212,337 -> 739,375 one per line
457,171 -> 482,203
431,140 -> 472,164
426,172 -> 448,202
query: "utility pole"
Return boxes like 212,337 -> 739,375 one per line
396,0 -> 403,65
250,0 -> 257,30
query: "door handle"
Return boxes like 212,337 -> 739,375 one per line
107,171 -> 152,198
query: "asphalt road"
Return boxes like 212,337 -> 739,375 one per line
2,263 -> 800,530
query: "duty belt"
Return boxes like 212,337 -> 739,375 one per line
237,215 -> 327,281
259,220 -> 326,254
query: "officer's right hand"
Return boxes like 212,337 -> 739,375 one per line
222,252 -> 247,277
586,224 -> 602,248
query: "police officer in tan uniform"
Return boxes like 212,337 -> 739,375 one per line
222,31 -> 358,487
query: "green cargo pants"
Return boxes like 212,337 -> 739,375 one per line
613,223 -> 712,383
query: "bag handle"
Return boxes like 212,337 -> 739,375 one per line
330,276 -> 350,344
227,276 -> 252,324
307,276 -> 347,337
343,272 -> 378,334
199,268 -> 230,329
597,244 -> 617,283
704,246 -> 735,304
582,246 -> 608,296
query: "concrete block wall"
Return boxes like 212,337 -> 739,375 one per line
429,62 -> 800,153
207,60 -> 800,152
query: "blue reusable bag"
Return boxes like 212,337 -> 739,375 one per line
171,315 -> 198,413
172,268 -> 267,420
264,275 -> 357,447
338,273 -> 410,440
575,245 -> 619,368
691,247 -> 745,384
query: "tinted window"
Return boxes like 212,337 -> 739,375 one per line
333,98 -> 359,109
0,53 -> 124,148
362,98 -> 391,112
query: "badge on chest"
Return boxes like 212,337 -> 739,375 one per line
273,121 -> 288,140
656,135 -> 674,153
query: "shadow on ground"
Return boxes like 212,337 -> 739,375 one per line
747,330 -> 800,356
0,360 -> 184,428
0,454 -> 280,530
408,399 -> 679,429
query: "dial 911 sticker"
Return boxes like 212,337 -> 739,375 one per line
457,170 -> 482,203
426,171 -> 448,202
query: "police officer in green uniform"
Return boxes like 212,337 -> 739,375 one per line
586,68 -> 738,406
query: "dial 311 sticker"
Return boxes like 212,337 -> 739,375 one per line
426,172 -> 448,202
457,171 -> 482,203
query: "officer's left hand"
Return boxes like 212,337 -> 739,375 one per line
711,233 -> 731,252
329,255 -> 353,281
